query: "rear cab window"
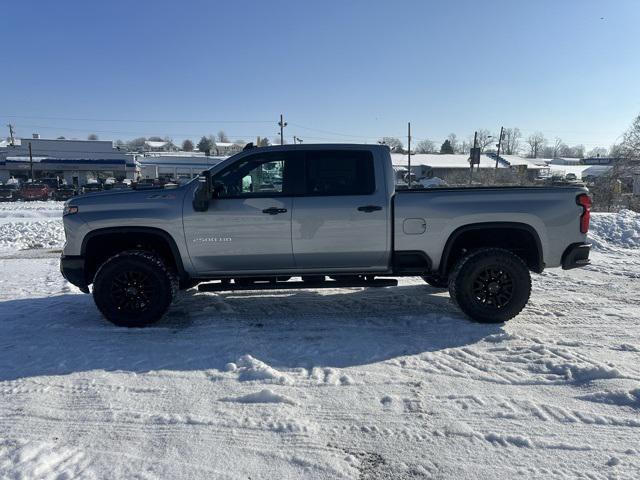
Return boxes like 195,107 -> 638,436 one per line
303,150 -> 375,196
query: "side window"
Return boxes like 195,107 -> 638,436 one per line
304,150 -> 375,196
214,154 -> 287,198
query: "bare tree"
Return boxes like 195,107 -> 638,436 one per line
447,133 -> 458,153
476,129 -> 494,153
566,144 -> 585,158
620,114 -> 640,159
216,130 -> 229,143
87,133 -> 98,140
502,128 -> 521,155
127,137 -> 147,151
526,132 -> 546,158
551,137 -> 564,158
182,139 -> 194,151
587,146 -> 608,158
416,139 -> 436,154
459,140 -> 471,154
379,137 -> 404,152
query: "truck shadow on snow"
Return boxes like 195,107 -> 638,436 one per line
0,284 -> 504,381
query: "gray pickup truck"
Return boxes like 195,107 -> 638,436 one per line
61,144 -> 592,327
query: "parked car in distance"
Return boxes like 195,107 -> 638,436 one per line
54,185 -> 78,201
61,144 -> 592,328
0,183 -> 21,201
40,178 -> 62,193
21,182 -> 51,200
103,178 -> 117,190
565,173 -> 578,181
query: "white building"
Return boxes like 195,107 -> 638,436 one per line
138,152 -> 226,183
213,142 -> 242,156
392,153 -> 548,180
0,137 -> 138,185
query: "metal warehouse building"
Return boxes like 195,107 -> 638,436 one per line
0,137 -> 138,186
138,152 -> 226,183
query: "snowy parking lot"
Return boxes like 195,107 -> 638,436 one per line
0,201 -> 639,479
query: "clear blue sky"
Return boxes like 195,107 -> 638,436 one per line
2,0 -> 639,150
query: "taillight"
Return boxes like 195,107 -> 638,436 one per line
577,193 -> 592,234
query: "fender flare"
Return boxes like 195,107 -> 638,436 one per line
439,222 -> 544,276
81,226 -> 188,280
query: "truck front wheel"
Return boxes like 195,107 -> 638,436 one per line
92,250 -> 178,327
448,248 -> 531,323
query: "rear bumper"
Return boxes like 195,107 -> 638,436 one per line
561,243 -> 591,270
60,255 -> 90,293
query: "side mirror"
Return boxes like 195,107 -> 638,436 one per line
193,171 -> 211,212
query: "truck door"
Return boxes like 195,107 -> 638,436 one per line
291,150 -> 389,270
183,151 -> 299,274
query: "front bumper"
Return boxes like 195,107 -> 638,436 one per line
561,243 -> 591,270
60,255 -> 90,293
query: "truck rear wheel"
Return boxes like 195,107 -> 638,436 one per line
92,250 -> 178,327
448,248 -> 531,323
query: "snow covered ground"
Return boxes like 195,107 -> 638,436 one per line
0,202 -> 639,479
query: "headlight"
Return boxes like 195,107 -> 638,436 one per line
63,204 -> 79,216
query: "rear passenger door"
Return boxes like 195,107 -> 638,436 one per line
291,150 -> 389,270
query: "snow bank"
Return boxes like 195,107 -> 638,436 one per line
0,202 -> 64,252
590,210 -> 640,250
0,220 -> 64,251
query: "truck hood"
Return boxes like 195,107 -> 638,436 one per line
67,186 -> 190,218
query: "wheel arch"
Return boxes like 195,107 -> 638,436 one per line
439,222 -> 544,277
82,227 -> 188,284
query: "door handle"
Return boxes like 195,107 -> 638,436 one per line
357,205 -> 382,213
262,207 -> 288,215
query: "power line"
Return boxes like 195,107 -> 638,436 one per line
1,114 -> 273,124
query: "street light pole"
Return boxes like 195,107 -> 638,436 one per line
469,131 -> 478,185
278,114 -> 287,146
494,126 -> 504,171
407,122 -> 412,189
28,142 -> 34,181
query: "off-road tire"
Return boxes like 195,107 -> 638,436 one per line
421,275 -> 449,289
93,250 -> 178,327
448,248 -> 531,323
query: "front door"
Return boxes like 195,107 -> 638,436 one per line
184,152 -> 298,275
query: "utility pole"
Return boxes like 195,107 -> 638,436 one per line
28,142 -> 34,181
7,124 -> 15,145
469,131 -> 478,185
278,114 -> 287,145
407,122 -> 412,189
494,126 -> 504,171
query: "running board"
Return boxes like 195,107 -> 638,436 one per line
197,278 -> 398,292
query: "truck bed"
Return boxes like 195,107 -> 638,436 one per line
393,185 -> 589,271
